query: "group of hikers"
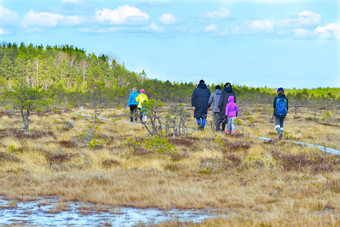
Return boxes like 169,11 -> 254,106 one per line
127,80 -> 288,139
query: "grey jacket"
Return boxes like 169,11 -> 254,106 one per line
208,89 -> 221,113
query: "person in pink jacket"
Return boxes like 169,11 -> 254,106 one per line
225,96 -> 238,134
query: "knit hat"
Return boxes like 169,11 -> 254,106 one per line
224,82 -> 231,88
199,79 -> 205,84
277,87 -> 284,93
215,85 -> 220,90
140,89 -> 145,93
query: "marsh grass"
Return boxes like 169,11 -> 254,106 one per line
0,104 -> 339,226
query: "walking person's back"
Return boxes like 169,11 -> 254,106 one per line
218,83 -> 236,131
208,85 -> 222,131
273,87 -> 288,139
136,89 -> 149,123
191,80 -> 211,130
126,88 -> 139,123
225,96 -> 238,134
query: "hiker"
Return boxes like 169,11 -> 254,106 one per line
136,89 -> 149,123
273,87 -> 288,139
191,80 -> 211,130
218,82 -> 237,131
126,87 -> 139,122
225,96 -> 238,135
208,85 -> 222,131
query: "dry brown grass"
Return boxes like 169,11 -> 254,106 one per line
0,104 -> 339,226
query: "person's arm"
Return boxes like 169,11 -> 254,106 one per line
225,104 -> 229,116
208,93 -> 214,106
191,89 -> 197,107
127,94 -> 132,107
218,92 -> 223,110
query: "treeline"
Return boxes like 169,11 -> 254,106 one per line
0,42 -> 339,108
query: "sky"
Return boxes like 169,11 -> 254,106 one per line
0,0 -> 339,88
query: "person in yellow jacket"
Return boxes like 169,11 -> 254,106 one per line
136,89 -> 148,123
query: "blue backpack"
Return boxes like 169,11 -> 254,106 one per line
275,97 -> 288,118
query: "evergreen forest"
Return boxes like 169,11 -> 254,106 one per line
0,42 -> 339,109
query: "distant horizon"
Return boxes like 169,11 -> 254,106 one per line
0,0 -> 339,88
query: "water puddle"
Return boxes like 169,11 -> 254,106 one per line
0,196 -> 223,226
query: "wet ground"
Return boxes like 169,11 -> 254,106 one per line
0,196 -> 223,226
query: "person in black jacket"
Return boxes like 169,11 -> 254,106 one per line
273,87 -> 288,139
191,80 -> 211,130
218,82 -> 237,131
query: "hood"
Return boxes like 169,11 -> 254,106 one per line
224,86 -> 233,92
278,93 -> 286,98
228,96 -> 234,103
132,90 -> 139,95
198,83 -> 207,89
215,89 -> 221,95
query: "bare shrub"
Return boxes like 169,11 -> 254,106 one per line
102,159 -> 120,168
164,164 -> 184,171
59,140 -> 77,148
272,151 -> 340,173
0,152 -> 20,162
46,152 -> 74,165
170,151 -> 189,161
167,138 -> 194,148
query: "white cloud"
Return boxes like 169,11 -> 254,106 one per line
0,4 -> 20,26
94,5 -> 150,25
314,23 -> 339,39
250,19 -> 274,32
293,28 -> 313,38
292,23 -> 339,39
278,10 -> 321,28
22,10 -> 84,27
149,22 -> 163,31
159,13 -> 177,25
0,28 -> 6,35
61,0 -> 81,3
204,24 -> 218,32
204,8 -> 232,20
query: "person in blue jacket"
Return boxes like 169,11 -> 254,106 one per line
126,87 -> 139,122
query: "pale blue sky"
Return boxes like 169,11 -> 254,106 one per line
0,0 -> 339,88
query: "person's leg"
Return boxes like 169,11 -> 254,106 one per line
214,112 -> 220,131
129,106 -> 134,122
226,117 -> 231,133
132,105 -> 138,122
138,108 -> 142,122
280,118 -> 284,135
196,118 -> 201,126
201,118 -> 206,128
275,116 -> 283,139
230,117 -> 236,134
222,116 -> 228,131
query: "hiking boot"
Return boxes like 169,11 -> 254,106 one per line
225,130 -> 230,134
278,133 -> 283,140
199,125 -> 204,131
231,130 -> 235,135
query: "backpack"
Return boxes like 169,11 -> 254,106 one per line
274,97 -> 288,118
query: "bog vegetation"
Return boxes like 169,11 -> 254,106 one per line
0,42 -> 339,226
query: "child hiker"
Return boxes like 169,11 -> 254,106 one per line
273,87 -> 288,139
225,96 -> 238,135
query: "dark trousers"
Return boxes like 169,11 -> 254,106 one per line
213,112 -> 221,130
138,108 -> 143,122
220,115 -> 228,131
130,105 -> 138,122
